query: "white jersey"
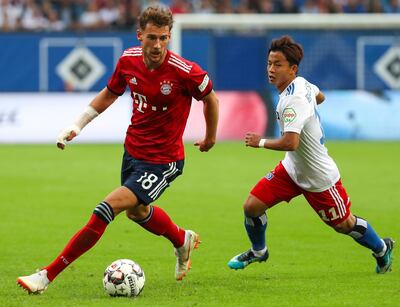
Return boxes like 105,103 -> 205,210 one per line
277,76 -> 340,192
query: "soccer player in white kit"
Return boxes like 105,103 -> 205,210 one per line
228,35 -> 394,273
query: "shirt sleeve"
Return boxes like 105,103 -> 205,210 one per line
186,62 -> 213,101
107,58 -> 126,96
281,95 -> 312,134
310,83 -> 319,96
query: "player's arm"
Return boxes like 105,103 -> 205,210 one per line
195,90 -> 219,152
56,87 -> 119,150
245,132 -> 300,151
316,90 -> 325,105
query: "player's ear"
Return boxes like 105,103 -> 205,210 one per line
137,29 -> 142,42
290,64 -> 298,75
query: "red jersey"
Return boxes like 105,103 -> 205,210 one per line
107,47 -> 213,163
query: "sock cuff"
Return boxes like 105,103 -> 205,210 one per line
93,201 -> 115,224
348,216 -> 367,239
245,213 -> 267,227
373,239 -> 387,257
252,246 -> 267,256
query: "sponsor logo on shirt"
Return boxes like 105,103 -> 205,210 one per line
282,107 -> 296,123
160,80 -> 173,95
198,75 -> 209,92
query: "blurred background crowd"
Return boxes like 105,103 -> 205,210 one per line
1,0 -> 399,32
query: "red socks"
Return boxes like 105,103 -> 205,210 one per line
138,205 -> 185,248
43,204 -> 183,282
44,214 -> 108,281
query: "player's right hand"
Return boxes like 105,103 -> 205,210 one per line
194,138 -> 215,152
56,125 -> 81,150
245,132 -> 261,148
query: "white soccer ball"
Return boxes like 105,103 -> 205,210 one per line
103,259 -> 145,297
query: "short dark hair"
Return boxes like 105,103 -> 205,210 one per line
268,35 -> 304,66
138,6 -> 174,30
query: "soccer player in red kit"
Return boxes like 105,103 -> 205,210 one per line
17,6 -> 219,294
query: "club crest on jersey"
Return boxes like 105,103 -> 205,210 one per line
160,80 -> 173,95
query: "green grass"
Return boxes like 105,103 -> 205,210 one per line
0,142 -> 399,306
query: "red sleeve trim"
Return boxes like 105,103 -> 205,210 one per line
107,85 -> 124,96
198,87 -> 213,100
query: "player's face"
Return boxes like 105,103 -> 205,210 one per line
267,51 -> 297,93
137,23 -> 171,70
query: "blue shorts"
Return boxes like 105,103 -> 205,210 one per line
121,150 -> 184,205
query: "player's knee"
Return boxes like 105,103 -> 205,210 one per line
243,195 -> 266,217
332,214 -> 356,234
126,210 -> 141,221
125,210 -> 136,221
333,223 -> 349,234
126,205 -> 151,221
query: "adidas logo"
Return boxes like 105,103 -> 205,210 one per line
129,77 -> 137,85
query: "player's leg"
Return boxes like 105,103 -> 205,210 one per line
127,204 -> 186,248
127,204 -> 199,280
16,186 -> 134,294
227,194 -> 269,270
121,152 -> 186,248
336,214 -> 394,274
304,179 -> 394,274
122,154 -> 199,280
228,163 -> 302,270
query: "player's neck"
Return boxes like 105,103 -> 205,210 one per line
143,51 -> 168,71
277,77 -> 295,93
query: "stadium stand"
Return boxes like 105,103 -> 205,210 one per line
0,0 -> 399,32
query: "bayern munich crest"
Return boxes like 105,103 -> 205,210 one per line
160,80 -> 173,95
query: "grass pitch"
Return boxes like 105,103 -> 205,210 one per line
1,142 -> 399,306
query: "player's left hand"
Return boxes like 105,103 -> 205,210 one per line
245,132 -> 261,148
194,139 -> 215,152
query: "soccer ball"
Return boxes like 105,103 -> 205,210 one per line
103,259 -> 145,297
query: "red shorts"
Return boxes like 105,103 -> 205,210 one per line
250,162 -> 351,226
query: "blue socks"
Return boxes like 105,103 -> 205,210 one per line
245,214 -> 384,255
244,213 -> 267,251
348,216 -> 384,254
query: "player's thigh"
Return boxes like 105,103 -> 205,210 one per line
303,179 -> 352,227
249,162 -> 302,211
122,157 -> 184,206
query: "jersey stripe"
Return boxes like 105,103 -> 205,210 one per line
122,53 -> 142,56
329,187 -> 343,217
328,186 -> 346,218
126,47 -> 142,52
168,60 -> 191,73
148,162 -> 179,199
169,55 -> 192,70
285,83 -> 295,96
122,52 -> 142,57
168,57 -> 192,71
123,50 -> 142,54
